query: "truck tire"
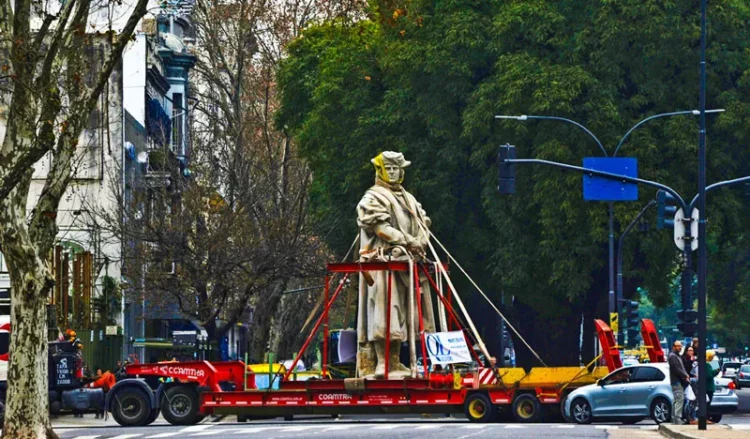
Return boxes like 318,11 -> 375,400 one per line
464,393 -> 496,423
161,386 -> 201,425
146,409 -> 160,425
112,388 -> 152,426
512,394 -> 543,423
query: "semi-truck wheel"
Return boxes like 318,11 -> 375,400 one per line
464,393 -> 496,423
512,394 -> 543,423
112,388 -> 152,426
161,386 -> 201,425
146,409 -> 160,425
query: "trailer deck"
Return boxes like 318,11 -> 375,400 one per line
106,261 -> 656,426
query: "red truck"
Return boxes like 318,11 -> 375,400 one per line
105,262 -> 651,426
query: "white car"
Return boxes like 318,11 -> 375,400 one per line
709,359 -> 739,423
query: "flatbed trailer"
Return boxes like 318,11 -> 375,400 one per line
106,262 -> 631,426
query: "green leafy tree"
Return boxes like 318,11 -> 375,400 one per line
277,0 -> 750,366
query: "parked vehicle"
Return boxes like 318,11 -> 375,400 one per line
564,362 -> 738,425
721,361 -> 743,379
734,365 -> 750,389
0,320 -> 104,423
565,363 -> 673,425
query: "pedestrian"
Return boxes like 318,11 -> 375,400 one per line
668,340 -> 690,425
705,350 -> 720,424
682,346 -> 697,423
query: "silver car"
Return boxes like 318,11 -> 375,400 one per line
734,364 -> 750,389
565,364 -> 673,424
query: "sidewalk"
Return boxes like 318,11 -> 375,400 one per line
659,423 -> 750,439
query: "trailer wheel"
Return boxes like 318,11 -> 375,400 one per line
146,409 -> 160,425
161,386 -> 201,425
464,393 -> 495,423
512,394 -> 542,423
112,388 -> 152,426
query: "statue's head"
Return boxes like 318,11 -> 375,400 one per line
371,151 -> 411,184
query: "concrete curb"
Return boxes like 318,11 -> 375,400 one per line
658,423 -> 732,439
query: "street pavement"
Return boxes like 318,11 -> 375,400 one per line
15,388 -> 750,439
51,419 -> 664,439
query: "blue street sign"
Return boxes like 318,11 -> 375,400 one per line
583,157 -> 638,201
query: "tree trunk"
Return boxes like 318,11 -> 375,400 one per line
0,241 -> 56,439
248,284 -> 285,363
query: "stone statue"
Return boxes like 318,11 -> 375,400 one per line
356,151 -> 436,379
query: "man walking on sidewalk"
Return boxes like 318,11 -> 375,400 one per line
669,340 -> 690,424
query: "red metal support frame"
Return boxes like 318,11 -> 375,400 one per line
323,274 -> 330,377
326,262 -> 449,274
640,318 -> 666,363
446,274 -> 453,331
284,274 -> 349,381
385,270 -> 392,379
594,319 -> 623,372
413,265 -> 429,378
419,265 -> 483,365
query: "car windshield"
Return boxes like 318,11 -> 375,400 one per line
723,362 -> 742,370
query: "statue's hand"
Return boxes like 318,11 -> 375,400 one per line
406,241 -> 425,257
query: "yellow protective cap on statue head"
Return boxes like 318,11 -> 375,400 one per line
371,151 -> 411,184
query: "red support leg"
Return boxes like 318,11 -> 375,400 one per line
385,270 -> 392,380
323,274 -> 330,377
420,265 -> 483,366
284,274 -> 349,381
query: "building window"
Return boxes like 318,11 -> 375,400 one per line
172,93 -> 183,153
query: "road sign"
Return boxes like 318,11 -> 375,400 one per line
583,158 -> 638,201
673,208 -> 699,251
609,312 -> 618,333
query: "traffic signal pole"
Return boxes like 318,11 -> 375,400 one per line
616,199 -> 656,346
698,0 -> 708,428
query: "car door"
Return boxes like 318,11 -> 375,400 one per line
627,366 -> 665,416
591,367 -> 635,416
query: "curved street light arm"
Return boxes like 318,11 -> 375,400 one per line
495,115 -> 608,156
688,175 -> 750,212
613,109 -> 725,157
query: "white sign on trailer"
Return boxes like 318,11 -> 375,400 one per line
425,331 -> 472,365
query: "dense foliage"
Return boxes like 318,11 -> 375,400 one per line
277,0 -> 750,365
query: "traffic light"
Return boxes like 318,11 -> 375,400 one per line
625,300 -> 640,328
624,300 -> 640,347
656,189 -> 678,229
497,144 -> 516,194
677,309 -> 698,336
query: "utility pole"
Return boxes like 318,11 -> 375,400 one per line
697,0 -> 709,429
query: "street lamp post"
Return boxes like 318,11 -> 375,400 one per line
495,109 -> 722,344
697,0 -> 709,429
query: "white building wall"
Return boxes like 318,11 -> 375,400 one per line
123,35 -> 148,126
24,63 -> 125,324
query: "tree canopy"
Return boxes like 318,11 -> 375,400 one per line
277,0 -> 750,366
